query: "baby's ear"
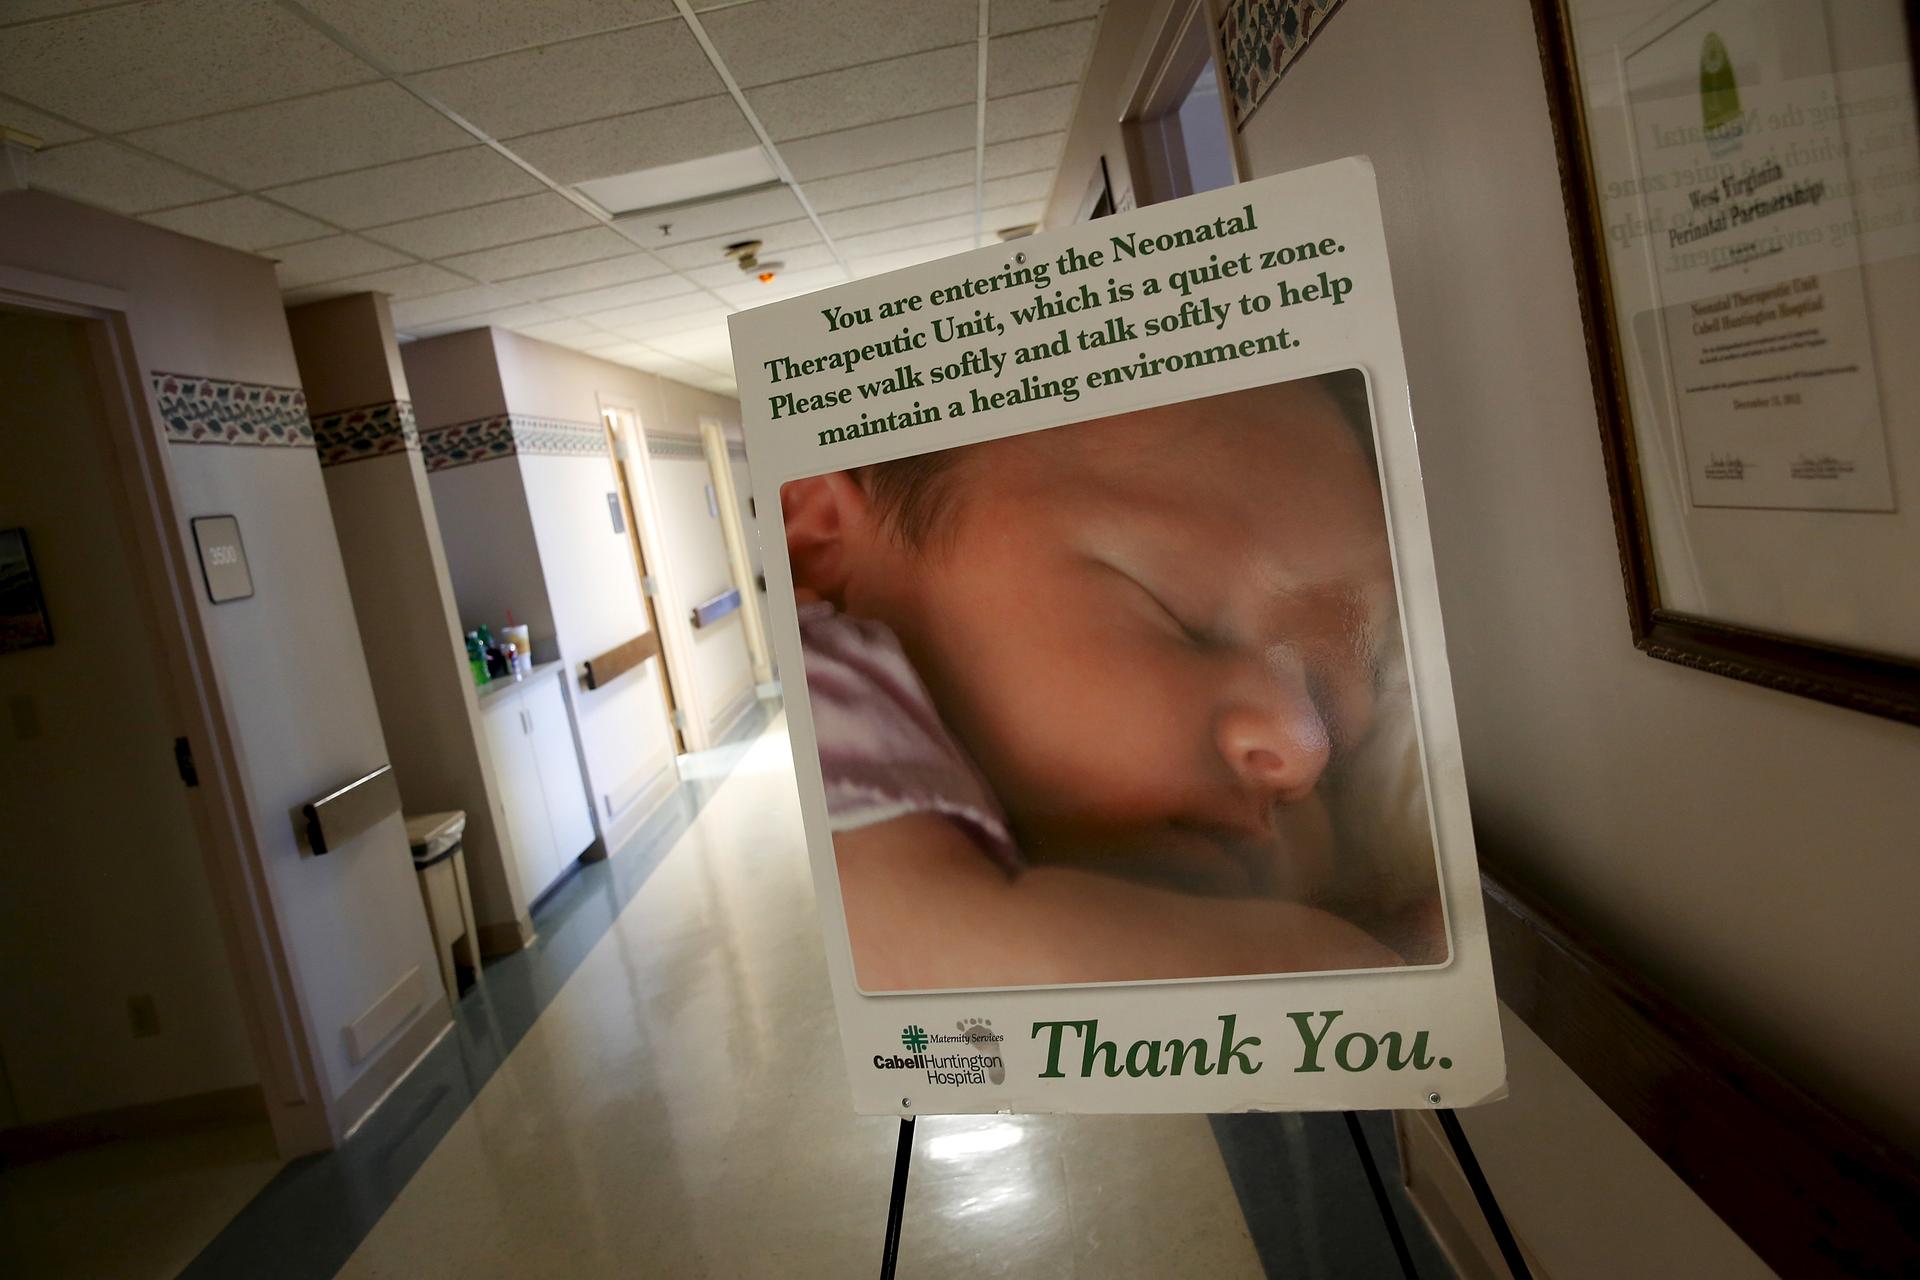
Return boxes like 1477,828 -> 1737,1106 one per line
782,472 -> 872,603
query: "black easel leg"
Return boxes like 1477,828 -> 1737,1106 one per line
1436,1109 -> 1533,1280
1343,1111 -> 1419,1280
879,1116 -> 917,1280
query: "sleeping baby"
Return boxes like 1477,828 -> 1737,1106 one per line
783,371 -> 1445,992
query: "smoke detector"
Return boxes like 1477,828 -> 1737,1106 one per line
725,239 -> 784,283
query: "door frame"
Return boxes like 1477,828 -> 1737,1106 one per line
597,398 -> 695,753
0,265 -> 332,1157
697,417 -> 774,688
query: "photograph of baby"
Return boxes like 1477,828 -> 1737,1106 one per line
783,370 -> 1447,993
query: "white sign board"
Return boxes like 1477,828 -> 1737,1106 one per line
731,158 -> 1504,1116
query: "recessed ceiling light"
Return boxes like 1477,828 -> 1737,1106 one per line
575,146 -> 781,218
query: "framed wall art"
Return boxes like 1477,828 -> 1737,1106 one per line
1532,0 -> 1920,724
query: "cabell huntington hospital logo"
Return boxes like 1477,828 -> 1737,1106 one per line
875,1020 -> 1007,1087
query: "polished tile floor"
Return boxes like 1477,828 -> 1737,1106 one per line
12,712 -> 1454,1278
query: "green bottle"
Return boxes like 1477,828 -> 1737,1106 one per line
466,630 -> 490,686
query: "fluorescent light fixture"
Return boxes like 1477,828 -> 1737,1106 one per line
576,146 -> 781,217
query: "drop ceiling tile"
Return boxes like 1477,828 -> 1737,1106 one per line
715,264 -> 848,308
983,170 -> 1054,208
413,25 -> 721,140
439,226 -> 636,280
364,193 -> 597,258
143,196 -> 331,251
654,218 -> 818,269
297,0 -> 676,73
391,285 -> 523,328
588,291 -> 726,330
683,241 -> 838,286
700,0 -> 974,88
546,275 -> 700,317
984,131 -> 1065,179
264,147 -> 545,228
466,303 -> 565,330
505,96 -> 756,184
985,84 -> 1078,142
611,304 -> 734,341
646,323 -> 733,365
987,20 -> 1096,97
267,234 -> 413,289
0,95 -> 88,145
749,46 -> 976,142
836,215 -> 979,261
502,253 -> 673,300
780,106 -> 974,181
281,261 -> 468,305
820,185 -> 974,239
620,187 -> 805,247
29,140 -> 227,214
848,235 -> 979,279
802,150 -> 974,214
624,349 -> 726,384
549,329 -> 628,352
127,83 -> 474,189
0,0 -> 131,21
990,0 -> 1104,34
514,317 -> 600,343
0,0 -> 376,133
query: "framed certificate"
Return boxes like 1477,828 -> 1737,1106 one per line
1533,0 -> 1920,723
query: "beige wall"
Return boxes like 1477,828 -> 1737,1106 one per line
0,190 -> 447,1135
1052,0 -> 1920,1270
0,310 -> 257,1124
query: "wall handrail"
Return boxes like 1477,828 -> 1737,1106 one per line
581,630 -> 660,691
300,764 -> 399,856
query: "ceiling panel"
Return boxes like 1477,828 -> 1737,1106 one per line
715,264 -> 850,308
513,317 -> 600,344
0,94 -> 89,145
985,84 -> 1078,142
363,192 -> 598,258
646,322 -> 734,366
390,284 -> 524,328
607,348 -> 719,384
803,150 -> 975,214
610,303 -> 734,341
990,0 -> 1105,35
127,83 -> 475,189
836,215 -> 981,262
261,146 -> 544,227
848,236 -> 979,279
413,24 -> 722,140
984,131 -> 1065,179
144,195 -> 331,251
654,217 -> 820,270
506,95 -> 756,184
748,46 -> 976,142
819,185 -> 975,240
982,170 -> 1054,208
29,140 -> 228,214
987,19 -> 1097,97
588,290 -> 727,330
0,0 -> 376,133
501,252 -> 674,300
439,225 -> 636,280
547,329 -> 629,352
619,187 -> 805,247
779,105 -> 976,182
297,0 -> 677,74
544,274 -> 700,317
281,261 -> 468,305
0,0 -> 134,21
267,234 -> 413,288
699,0 -> 974,88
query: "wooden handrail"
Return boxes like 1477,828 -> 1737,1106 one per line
580,631 -> 660,691
1482,867 -> 1920,1277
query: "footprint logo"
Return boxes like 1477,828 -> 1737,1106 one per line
956,1018 -> 1005,1085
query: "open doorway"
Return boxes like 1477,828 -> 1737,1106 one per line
601,402 -> 689,755
1124,0 -> 1244,204
0,307 -> 284,1273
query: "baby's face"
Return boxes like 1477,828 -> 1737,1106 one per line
861,380 -> 1396,897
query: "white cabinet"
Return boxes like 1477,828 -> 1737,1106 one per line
478,666 -> 596,906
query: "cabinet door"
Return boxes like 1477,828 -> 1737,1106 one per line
481,693 -> 558,905
522,676 -> 596,864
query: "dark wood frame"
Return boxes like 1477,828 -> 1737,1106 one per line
1529,0 -> 1920,727
1483,866 -> 1920,1277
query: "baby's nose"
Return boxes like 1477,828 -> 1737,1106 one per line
1215,666 -> 1332,804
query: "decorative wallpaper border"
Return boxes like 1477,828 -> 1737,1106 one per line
420,414 -> 607,473
152,372 -> 312,448
1219,0 -> 1349,126
645,434 -> 707,461
312,400 -> 419,468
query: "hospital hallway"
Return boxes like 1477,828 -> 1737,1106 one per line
0,713 -> 1454,1280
